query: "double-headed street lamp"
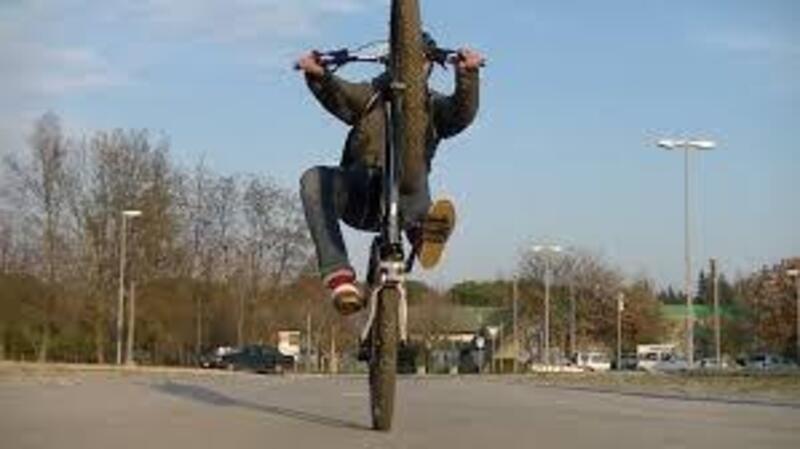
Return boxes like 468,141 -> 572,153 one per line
656,138 -> 717,367
117,209 -> 142,366
533,244 -> 563,366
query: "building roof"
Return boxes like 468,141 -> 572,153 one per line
660,304 -> 735,321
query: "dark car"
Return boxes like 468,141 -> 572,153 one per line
221,345 -> 295,374
199,346 -> 235,369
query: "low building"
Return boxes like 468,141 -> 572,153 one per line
277,330 -> 301,362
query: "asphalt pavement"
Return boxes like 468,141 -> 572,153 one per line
1,371 -> 798,449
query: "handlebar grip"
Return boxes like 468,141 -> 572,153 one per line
445,52 -> 487,68
318,49 -> 351,67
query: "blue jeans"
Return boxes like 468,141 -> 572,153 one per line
299,164 -> 431,279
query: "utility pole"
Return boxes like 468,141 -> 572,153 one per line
330,327 -> 338,374
533,245 -> 564,366
569,281 -> 576,359
617,293 -> 624,371
711,258 -> 721,367
125,281 -> 136,365
788,269 -> 800,363
237,281 -> 245,347
512,278 -> 519,374
499,325 -> 505,374
796,273 -> 800,364
306,312 -> 312,373
544,262 -> 551,366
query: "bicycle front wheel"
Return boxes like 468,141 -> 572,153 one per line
369,287 -> 399,431
390,0 -> 427,195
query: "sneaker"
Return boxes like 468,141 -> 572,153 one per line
325,269 -> 364,316
417,198 -> 456,270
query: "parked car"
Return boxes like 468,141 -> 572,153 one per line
618,353 -> 639,371
636,344 -> 677,372
740,354 -> 797,372
639,352 -> 691,373
698,357 -> 731,370
199,346 -> 235,369
574,351 -> 611,372
649,356 -> 692,373
220,345 -> 295,374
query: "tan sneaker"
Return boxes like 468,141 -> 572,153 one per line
325,269 -> 364,316
417,199 -> 456,270
332,284 -> 364,316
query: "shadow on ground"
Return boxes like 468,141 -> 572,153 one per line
151,381 -> 371,431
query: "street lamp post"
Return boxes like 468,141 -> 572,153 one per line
533,245 -> 563,366
117,209 -> 142,366
656,138 -> 716,367
788,269 -> 800,364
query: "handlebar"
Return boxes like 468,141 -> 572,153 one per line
294,47 -> 486,72
319,48 -> 387,66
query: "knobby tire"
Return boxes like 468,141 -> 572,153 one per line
369,287 -> 399,431
390,0 -> 427,196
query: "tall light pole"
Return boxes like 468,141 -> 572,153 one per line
711,258 -> 721,367
533,245 -> 563,366
117,209 -> 142,366
656,138 -> 716,367
788,268 -> 800,364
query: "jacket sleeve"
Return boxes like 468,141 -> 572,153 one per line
433,67 -> 480,139
305,72 -> 374,126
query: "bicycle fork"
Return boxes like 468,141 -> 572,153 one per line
360,259 -> 409,345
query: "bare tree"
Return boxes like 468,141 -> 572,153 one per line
409,288 -> 459,371
64,129 -> 178,363
735,259 -> 800,356
518,247 -> 627,356
0,113 -> 317,366
3,112 -> 71,361
0,219 -> 11,274
240,176 -> 311,343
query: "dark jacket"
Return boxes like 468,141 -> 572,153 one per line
306,67 -> 480,171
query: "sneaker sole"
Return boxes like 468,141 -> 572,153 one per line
419,199 -> 456,270
332,288 -> 364,316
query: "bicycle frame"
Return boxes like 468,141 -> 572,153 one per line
360,77 -> 411,345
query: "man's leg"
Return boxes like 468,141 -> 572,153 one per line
400,175 -> 432,230
299,165 -> 378,314
300,166 -> 351,277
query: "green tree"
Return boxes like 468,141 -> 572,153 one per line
449,280 -> 510,308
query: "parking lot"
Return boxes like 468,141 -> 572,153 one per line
2,365 -> 799,449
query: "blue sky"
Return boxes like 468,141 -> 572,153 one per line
2,0 -> 798,289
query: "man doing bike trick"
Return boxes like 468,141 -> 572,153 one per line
297,32 -> 484,315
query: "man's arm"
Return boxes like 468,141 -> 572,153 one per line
297,52 -> 373,126
434,48 -> 484,139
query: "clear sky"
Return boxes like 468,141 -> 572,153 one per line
2,0 -> 798,289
